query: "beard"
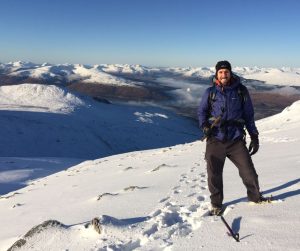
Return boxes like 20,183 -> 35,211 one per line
219,77 -> 230,85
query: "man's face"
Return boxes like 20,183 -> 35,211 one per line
217,69 -> 231,85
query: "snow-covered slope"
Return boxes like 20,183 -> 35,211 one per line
0,100 -> 299,250
0,84 -> 198,159
0,83 -> 199,195
257,100 -> 300,133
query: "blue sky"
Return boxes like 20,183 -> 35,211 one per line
1,0 -> 300,67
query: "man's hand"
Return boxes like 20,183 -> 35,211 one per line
249,134 -> 259,156
203,126 -> 212,138
200,124 -> 212,141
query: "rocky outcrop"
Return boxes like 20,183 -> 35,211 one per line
7,220 -> 66,251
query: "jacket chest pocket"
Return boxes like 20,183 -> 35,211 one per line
211,95 -> 226,116
228,93 -> 243,114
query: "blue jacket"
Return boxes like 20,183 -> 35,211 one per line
198,75 -> 258,141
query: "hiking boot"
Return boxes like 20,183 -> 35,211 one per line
250,193 -> 272,204
209,206 -> 223,216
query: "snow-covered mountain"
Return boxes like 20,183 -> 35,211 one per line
0,98 -> 299,250
0,62 -> 140,87
1,61 -> 300,86
1,61 -> 300,122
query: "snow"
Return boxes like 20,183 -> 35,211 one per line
4,62 -> 140,86
169,66 -> 300,86
0,83 -> 299,250
99,64 -> 160,75
240,68 -> 300,86
71,64 -> 136,86
0,84 -> 85,113
256,100 -> 300,143
2,61 -> 300,87
0,84 -> 198,159
165,66 -> 215,79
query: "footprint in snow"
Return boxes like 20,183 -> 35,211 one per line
12,203 -> 24,208
180,174 -> 188,179
187,193 -> 197,197
123,166 -> 134,171
201,203 -> 209,210
159,197 -> 170,203
151,209 -> 162,217
144,202 -> 199,241
188,204 -> 200,212
143,223 -> 159,237
197,195 -> 206,202
173,189 -> 182,194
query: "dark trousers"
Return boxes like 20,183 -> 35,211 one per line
205,138 -> 260,207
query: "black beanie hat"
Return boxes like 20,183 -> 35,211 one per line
215,60 -> 232,73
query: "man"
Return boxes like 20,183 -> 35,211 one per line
198,60 -> 270,216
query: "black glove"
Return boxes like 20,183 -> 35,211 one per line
249,134 -> 259,156
203,126 -> 211,137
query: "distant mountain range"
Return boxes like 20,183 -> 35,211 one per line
1,61 -> 300,120
1,61 -> 300,85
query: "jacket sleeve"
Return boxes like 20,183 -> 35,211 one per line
198,88 -> 210,129
243,88 -> 259,136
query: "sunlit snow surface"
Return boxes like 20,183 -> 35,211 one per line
0,73 -> 299,250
